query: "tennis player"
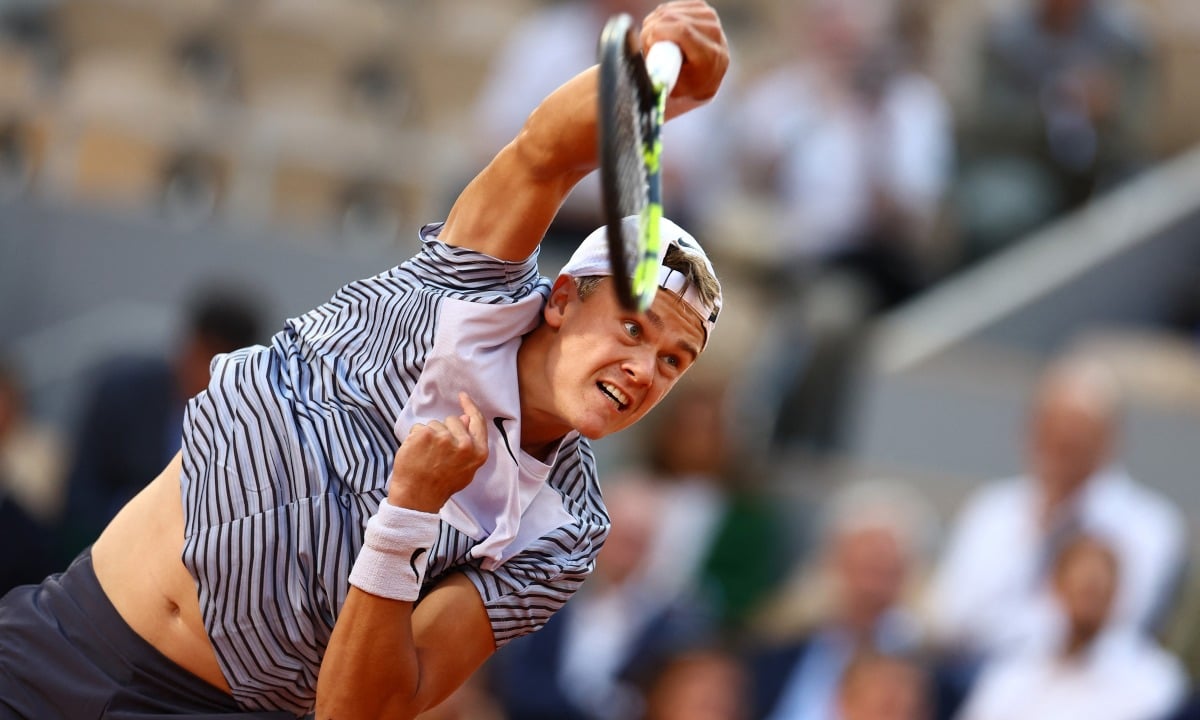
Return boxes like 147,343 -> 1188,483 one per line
0,2 -> 728,718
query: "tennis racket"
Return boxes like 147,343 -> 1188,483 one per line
597,13 -> 683,312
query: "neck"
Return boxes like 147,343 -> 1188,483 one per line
840,604 -> 882,641
1040,5 -> 1083,35
1062,624 -> 1099,658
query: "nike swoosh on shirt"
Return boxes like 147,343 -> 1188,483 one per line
493,416 -> 518,465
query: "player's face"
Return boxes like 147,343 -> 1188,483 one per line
539,277 -> 705,440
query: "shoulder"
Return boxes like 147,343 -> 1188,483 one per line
1092,469 -> 1185,534
1090,1 -> 1152,55
964,652 -> 1045,717
886,72 -> 951,116
1096,630 -> 1188,701
403,222 -> 547,301
939,478 -> 1032,555
958,476 -> 1030,520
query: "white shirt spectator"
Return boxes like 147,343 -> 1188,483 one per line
734,64 -> 952,260
928,466 -> 1186,657
958,626 -> 1187,720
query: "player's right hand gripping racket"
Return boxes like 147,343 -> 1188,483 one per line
597,13 -> 683,312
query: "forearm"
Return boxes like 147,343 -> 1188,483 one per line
441,1 -> 726,261
514,66 -> 602,185
316,575 -> 496,720
317,502 -> 437,719
511,61 -> 707,182
316,589 -> 423,720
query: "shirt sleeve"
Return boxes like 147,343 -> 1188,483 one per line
457,439 -> 609,648
459,521 -> 604,647
401,222 -> 546,302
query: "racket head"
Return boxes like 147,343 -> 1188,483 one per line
597,13 -> 660,311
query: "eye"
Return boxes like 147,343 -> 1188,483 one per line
623,321 -> 642,338
662,354 -> 680,369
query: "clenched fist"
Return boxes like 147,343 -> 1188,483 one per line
387,392 -> 489,513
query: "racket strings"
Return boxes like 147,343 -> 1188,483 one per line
611,60 -> 650,276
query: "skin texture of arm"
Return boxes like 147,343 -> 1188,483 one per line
316,575 -> 495,720
439,0 -> 728,262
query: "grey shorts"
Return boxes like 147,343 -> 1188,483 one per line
0,548 -> 298,719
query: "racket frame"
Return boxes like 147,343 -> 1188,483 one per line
597,14 -> 680,312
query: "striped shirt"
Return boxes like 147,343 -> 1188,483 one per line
179,224 -> 609,715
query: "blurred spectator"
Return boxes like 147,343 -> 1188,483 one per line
0,357 -> 59,592
471,0 -> 652,255
0,355 -> 66,524
0,486 -> 54,593
641,646 -> 750,720
470,0 -> 726,257
722,0 -> 951,460
1167,270 -> 1200,343
487,479 -> 717,720
954,0 -> 1154,257
749,480 -> 935,720
57,284 -> 263,561
733,270 -> 873,457
725,0 -> 953,309
472,0 -> 654,158
838,651 -> 930,720
1167,693 -> 1200,720
623,379 -> 788,630
926,354 -> 1186,662
957,534 -> 1187,720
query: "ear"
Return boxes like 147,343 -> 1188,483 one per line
543,275 -> 575,329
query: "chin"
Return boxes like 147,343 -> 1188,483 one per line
575,418 -> 617,440
573,414 -> 629,441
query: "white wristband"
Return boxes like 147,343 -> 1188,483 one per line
349,501 -> 441,602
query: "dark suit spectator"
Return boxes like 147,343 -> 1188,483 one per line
0,357 -> 59,592
749,480 -> 935,720
0,356 -> 66,524
57,285 -> 263,560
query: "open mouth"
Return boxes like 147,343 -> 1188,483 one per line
598,381 -> 629,411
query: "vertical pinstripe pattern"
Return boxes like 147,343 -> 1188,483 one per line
179,226 -> 608,715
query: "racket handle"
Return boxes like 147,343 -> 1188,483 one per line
645,41 -> 682,94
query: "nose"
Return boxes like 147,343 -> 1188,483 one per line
623,347 -> 655,386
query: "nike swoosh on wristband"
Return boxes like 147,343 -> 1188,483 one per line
493,416 -> 518,465
409,547 -> 427,578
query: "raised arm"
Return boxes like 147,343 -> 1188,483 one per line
438,0 -> 729,262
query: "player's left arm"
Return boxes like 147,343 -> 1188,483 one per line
437,0 -> 728,263
315,575 -> 494,720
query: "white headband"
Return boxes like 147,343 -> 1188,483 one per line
558,216 -> 721,346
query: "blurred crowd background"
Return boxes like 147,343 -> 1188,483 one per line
2,0 -> 1200,718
